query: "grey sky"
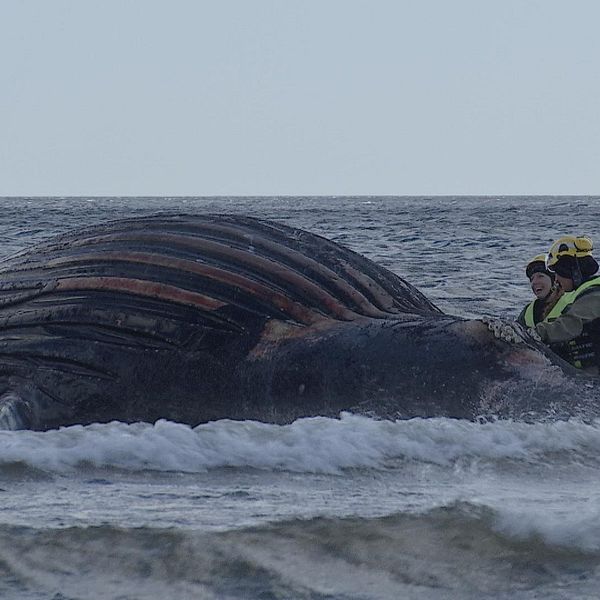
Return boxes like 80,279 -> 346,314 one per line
1,0 -> 599,196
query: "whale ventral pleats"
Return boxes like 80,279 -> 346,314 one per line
0,214 -> 442,335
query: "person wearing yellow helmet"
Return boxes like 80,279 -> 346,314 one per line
533,236 -> 600,373
516,254 -> 561,328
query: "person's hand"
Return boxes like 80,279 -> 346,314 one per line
527,327 -> 542,342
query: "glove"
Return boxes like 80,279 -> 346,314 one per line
527,327 -> 542,343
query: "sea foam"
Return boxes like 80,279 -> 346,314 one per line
1,413 -> 600,474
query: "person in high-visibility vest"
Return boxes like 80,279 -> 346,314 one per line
534,236 -> 600,373
516,254 -> 561,328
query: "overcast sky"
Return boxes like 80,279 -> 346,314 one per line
1,0 -> 599,196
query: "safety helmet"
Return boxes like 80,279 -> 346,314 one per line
525,254 -> 552,280
546,236 -> 593,270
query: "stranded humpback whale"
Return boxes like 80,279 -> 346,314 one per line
0,214 -> 597,430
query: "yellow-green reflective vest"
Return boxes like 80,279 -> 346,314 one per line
543,277 -> 600,370
524,300 -> 536,328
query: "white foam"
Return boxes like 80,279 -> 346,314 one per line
491,502 -> 600,552
2,414 -> 600,474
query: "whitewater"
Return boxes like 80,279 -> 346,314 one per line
1,196 -> 600,599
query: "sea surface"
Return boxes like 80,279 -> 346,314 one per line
0,196 -> 599,599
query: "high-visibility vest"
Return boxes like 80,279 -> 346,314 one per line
544,277 -> 600,322
523,300 -> 537,328
543,277 -> 600,369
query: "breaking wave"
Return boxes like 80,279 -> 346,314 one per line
1,414 -> 600,475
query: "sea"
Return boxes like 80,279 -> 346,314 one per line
0,195 -> 599,600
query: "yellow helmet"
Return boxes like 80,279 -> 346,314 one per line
525,254 -> 550,279
546,236 -> 593,269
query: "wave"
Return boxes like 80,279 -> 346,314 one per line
2,502 -> 600,600
2,414 -> 600,476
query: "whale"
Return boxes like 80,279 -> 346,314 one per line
0,213 -> 597,430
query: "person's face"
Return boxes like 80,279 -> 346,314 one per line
555,273 -> 574,292
530,272 -> 553,298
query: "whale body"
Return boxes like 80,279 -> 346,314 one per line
0,214 -> 597,430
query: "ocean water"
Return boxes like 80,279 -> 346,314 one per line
0,195 -> 599,599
